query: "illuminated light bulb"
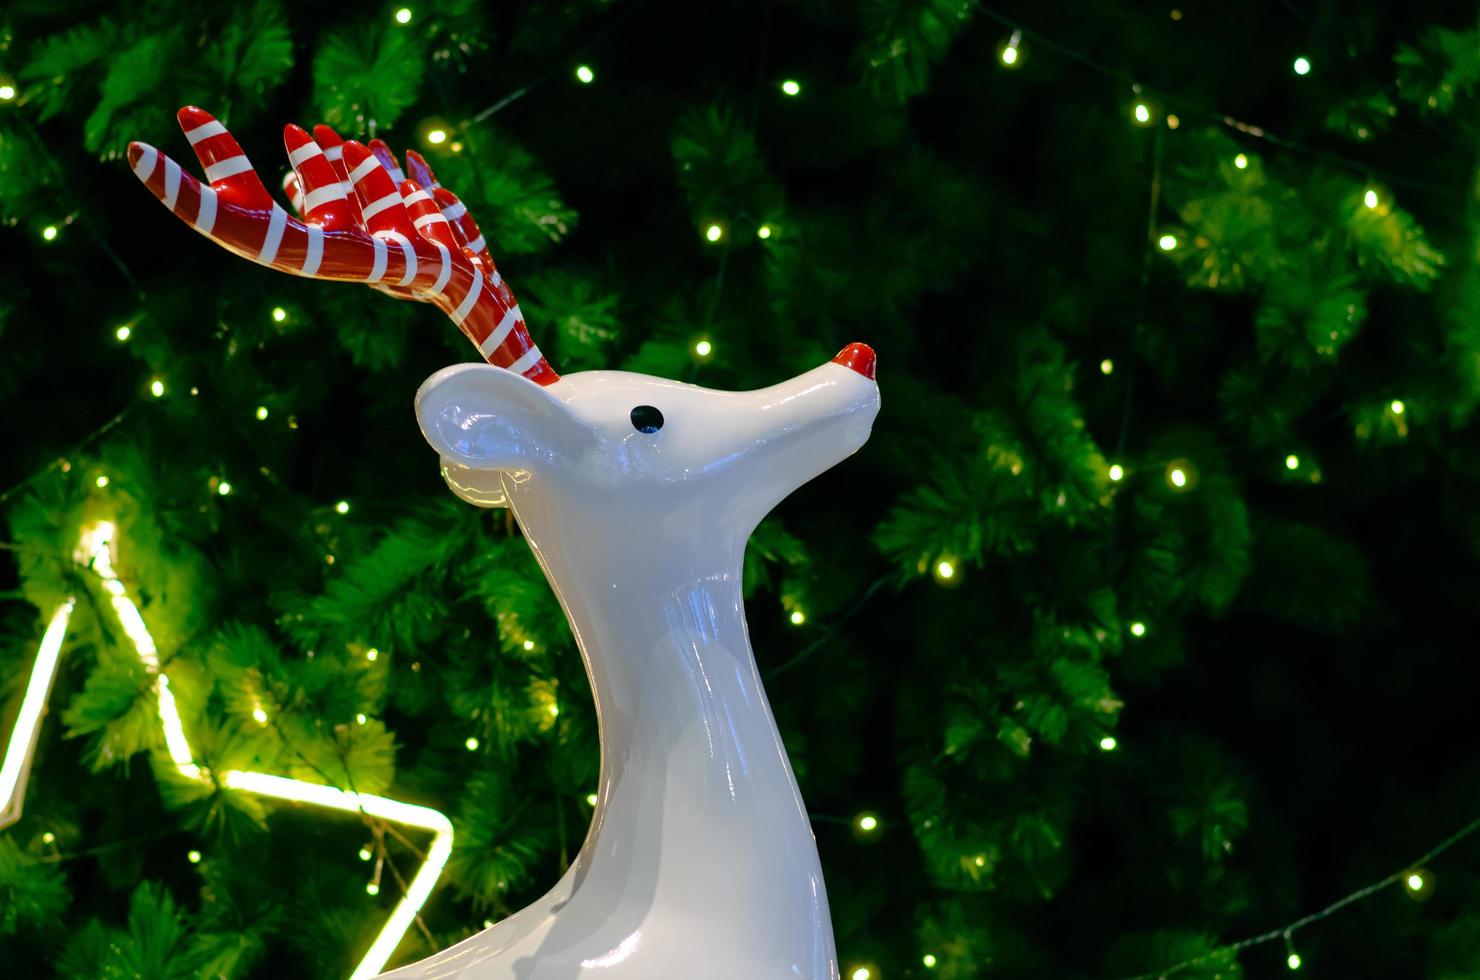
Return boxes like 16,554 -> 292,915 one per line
1170,8 -> 1183,19
1099,736 -> 1118,751
705,224 -> 724,243
426,128 -> 447,145
252,705 -> 268,725
1165,113 -> 1180,129
857,813 -> 879,833
271,306 -> 287,323
851,969 -> 871,980
366,882 -> 380,896
1158,233 -> 1178,251
218,481 -> 232,496
575,64 -> 595,84
789,609 -> 806,625
1390,399 -> 1405,415
449,141 -> 464,154
1133,103 -> 1151,125
694,339 -> 713,357
1108,464 -> 1125,482
150,379 -> 165,398
42,225 -> 58,241
1100,358 -> 1114,375
0,84 -> 16,101
465,736 -> 479,751
1001,46 -> 1018,66
356,713 -> 368,725
366,647 -> 379,662
187,849 -> 202,864
586,793 -> 599,806
116,325 -> 132,342
255,405 -> 269,421
922,954 -> 937,969
95,475 -> 109,488
335,500 -> 351,515
1169,467 -> 1187,487
359,846 -> 373,861
999,30 -> 1023,67
1285,454 -> 1300,471
1407,872 -> 1424,891
41,831 -> 55,844
1364,189 -> 1379,209
522,639 -> 536,651
1287,952 -> 1302,970
1234,153 -> 1249,169
484,918 -> 495,928
781,79 -> 801,96
757,224 -> 773,240
973,854 -> 986,867
548,704 -> 560,717
1130,621 -> 1147,637
394,7 -> 412,24
1293,56 -> 1311,76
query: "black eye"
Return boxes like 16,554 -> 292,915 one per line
630,405 -> 664,434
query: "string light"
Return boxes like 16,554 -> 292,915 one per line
789,609 -> 806,625
1403,868 -> 1434,900
115,325 -> 132,342
999,29 -> 1023,67
359,846 -> 373,861
1108,463 -> 1125,482
356,713 -> 368,725
586,793 -> 599,806
1165,113 -> 1180,129
255,405 -> 269,421
41,225 -> 58,241
922,954 -> 938,968
1293,56 -> 1311,76
214,480 -> 231,497
1165,459 -> 1197,491
1234,153 -> 1249,169
0,601 -> 74,830
575,64 -> 595,84
1285,454 -> 1300,471
856,812 -> 880,834
394,7 -> 412,24
780,79 -> 801,96
705,223 -> 724,243
187,849 -> 202,864
1129,621 -> 1147,637
149,379 -> 165,398
757,224 -> 773,239
0,83 -> 16,101
366,882 -> 380,896
522,639 -> 536,651
694,338 -> 713,358
41,831 -> 56,844
426,128 -> 447,145
1287,952 -> 1302,970
1133,103 -> 1152,125
548,704 -> 560,717
465,736 -> 480,751
1390,399 -> 1405,415
1364,188 -> 1379,209
271,306 -> 287,323
1169,467 -> 1187,487
252,704 -> 268,725
1100,736 -> 1118,751
933,558 -> 957,583
1100,358 -> 1114,375
1158,233 -> 1178,251
95,475 -> 109,488
851,968 -> 872,980
335,500 -> 351,515
365,647 -> 379,662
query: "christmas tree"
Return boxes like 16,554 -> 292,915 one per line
3,1 -> 1479,977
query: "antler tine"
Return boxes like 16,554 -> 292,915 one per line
127,107 -> 560,385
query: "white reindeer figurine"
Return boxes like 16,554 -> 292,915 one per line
129,108 -> 880,979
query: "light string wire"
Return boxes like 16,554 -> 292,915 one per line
0,521 -> 454,980
1117,813 -> 1480,979
976,6 -> 1454,196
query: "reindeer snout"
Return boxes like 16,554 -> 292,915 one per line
831,342 -> 877,380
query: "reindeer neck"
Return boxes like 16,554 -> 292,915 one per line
501,484 -> 838,977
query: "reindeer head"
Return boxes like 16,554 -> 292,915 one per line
128,108 -> 878,545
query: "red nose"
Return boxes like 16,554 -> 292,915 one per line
832,342 -> 877,380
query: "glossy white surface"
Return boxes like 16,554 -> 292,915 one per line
389,357 -> 879,979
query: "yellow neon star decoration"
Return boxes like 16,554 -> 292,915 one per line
1,521 -> 453,979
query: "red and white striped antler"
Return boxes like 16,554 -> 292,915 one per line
127,107 -> 558,385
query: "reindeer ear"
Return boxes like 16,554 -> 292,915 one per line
415,364 -> 592,471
